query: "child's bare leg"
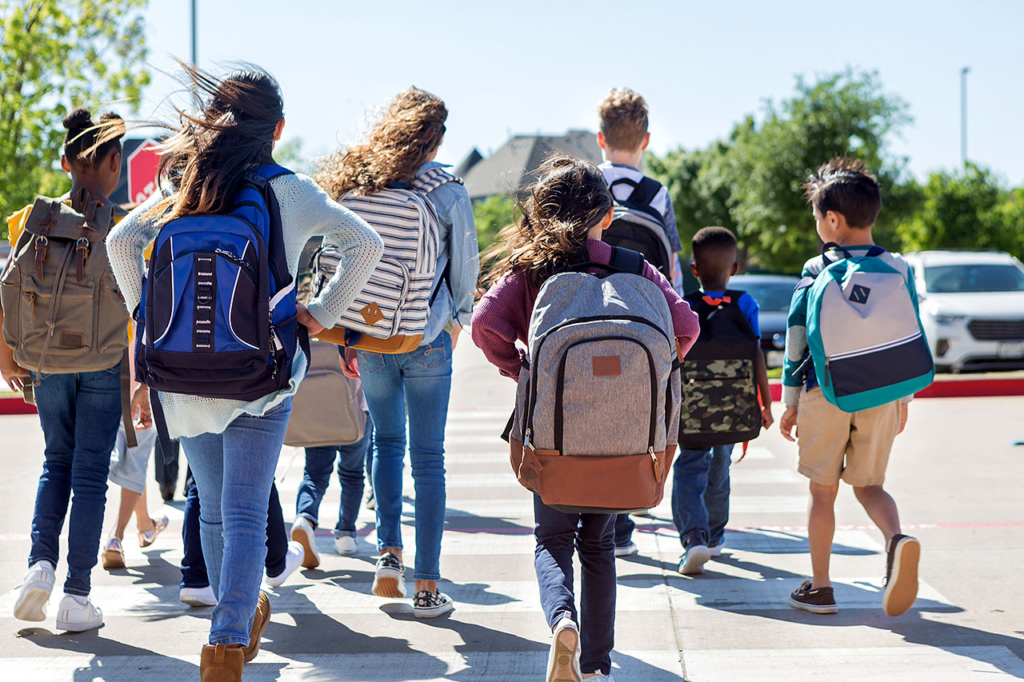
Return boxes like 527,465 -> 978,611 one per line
853,485 -> 900,542
111,487 -> 142,541
135,486 -> 154,534
808,481 -> 839,589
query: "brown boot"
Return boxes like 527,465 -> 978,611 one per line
242,591 -> 271,662
199,644 -> 243,681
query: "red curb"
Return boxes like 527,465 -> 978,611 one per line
769,375 -> 1024,402
0,395 -> 36,415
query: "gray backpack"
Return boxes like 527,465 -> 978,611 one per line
508,247 -> 681,513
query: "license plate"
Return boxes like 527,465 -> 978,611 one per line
766,350 -> 785,368
997,341 -> 1024,358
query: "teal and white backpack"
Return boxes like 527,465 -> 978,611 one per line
803,243 -> 934,412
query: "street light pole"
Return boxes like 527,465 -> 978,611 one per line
961,66 -> 970,169
190,0 -> 198,65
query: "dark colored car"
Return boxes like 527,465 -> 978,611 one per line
727,274 -> 800,368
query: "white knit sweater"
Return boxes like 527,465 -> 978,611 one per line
107,173 -> 384,438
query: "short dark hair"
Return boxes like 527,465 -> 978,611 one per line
63,107 -> 125,168
803,157 -> 881,228
692,226 -> 737,262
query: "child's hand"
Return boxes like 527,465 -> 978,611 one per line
297,303 -> 326,336
761,404 -> 774,430
0,352 -> 29,393
779,406 -> 799,442
131,384 -> 152,430
341,346 -> 360,379
897,402 -> 909,435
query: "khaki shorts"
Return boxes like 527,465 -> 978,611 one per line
796,387 -> 900,487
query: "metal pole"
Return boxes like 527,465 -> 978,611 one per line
190,0 -> 198,65
960,67 -> 968,168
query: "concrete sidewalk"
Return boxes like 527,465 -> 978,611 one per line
1,341 -> 1023,680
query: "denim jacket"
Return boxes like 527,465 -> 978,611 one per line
417,161 -> 480,344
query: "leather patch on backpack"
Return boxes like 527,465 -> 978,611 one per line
360,302 -> 384,326
60,332 -> 84,349
592,356 -> 621,376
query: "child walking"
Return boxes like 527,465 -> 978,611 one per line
315,87 -> 479,618
473,156 -> 698,681
780,158 -> 921,616
2,108 -> 141,632
673,227 -> 773,575
108,63 -> 382,680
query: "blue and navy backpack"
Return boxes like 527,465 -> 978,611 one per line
136,164 -> 306,402
802,242 -> 934,412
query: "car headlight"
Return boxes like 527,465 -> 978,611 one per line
932,313 -> 965,326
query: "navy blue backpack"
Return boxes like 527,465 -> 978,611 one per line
136,164 -> 306,402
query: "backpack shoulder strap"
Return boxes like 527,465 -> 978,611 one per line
411,167 -> 463,194
609,246 -> 646,276
251,163 -> 295,183
633,176 -> 663,205
724,289 -> 746,303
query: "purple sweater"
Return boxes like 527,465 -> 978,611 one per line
472,240 -> 700,380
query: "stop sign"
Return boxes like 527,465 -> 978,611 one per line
126,139 -> 162,206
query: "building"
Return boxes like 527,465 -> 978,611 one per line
458,130 -> 602,201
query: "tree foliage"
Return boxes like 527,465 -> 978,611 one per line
473,193 -> 516,254
0,0 -> 150,233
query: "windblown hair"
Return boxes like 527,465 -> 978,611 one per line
803,157 -> 882,228
136,60 -> 284,224
64,107 -> 125,168
598,87 -> 649,152
483,155 -> 613,288
315,87 -> 448,199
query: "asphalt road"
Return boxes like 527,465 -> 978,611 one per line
0,340 -> 1022,680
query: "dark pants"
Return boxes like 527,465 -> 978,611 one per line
29,366 -> 122,596
153,434 -> 180,493
180,478 -> 289,588
296,417 -> 373,537
533,495 -> 615,675
613,513 -> 635,547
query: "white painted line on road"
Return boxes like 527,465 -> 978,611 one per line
683,646 -> 1024,681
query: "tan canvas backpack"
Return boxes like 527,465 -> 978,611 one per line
1,191 -> 136,444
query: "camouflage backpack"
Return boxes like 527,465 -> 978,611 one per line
679,289 -> 761,448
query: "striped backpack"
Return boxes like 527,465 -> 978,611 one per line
312,167 -> 461,353
803,243 -> 934,412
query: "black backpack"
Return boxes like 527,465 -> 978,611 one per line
603,176 -> 673,276
679,290 -> 762,448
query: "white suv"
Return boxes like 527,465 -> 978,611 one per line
904,250 -> 1024,372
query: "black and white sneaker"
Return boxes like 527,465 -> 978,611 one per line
413,590 -> 454,619
883,534 -> 920,617
371,552 -> 406,598
789,579 -> 838,614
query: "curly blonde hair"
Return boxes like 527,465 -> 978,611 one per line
483,155 -> 613,288
315,87 -> 447,199
598,87 -> 649,152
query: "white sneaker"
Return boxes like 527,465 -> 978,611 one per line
679,544 -> 711,575
13,560 -> 55,622
180,585 -> 217,607
613,541 -> 637,558
290,517 -> 320,569
55,594 -> 103,632
266,541 -> 304,587
335,535 -> 358,556
708,542 -> 725,558
546,615 -> 582,682
588,673 -> 615,681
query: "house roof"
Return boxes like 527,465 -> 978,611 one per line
459,130 -> 602,200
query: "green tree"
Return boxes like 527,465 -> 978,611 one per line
473,193 -> 516,254
1,0 -> 150,235
273,136 -> 314,175
897,165 -> 1024,258
723,70 -> 911,272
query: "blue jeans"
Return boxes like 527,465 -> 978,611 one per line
534,495 -> 615,676
358,332 -> 451,581
180,479 -> 289,588
613,514 -> 635,547
29,366 -> 122,596
179,398 -> 291,646
672,444 -> 734,548
296,414 -> 373,537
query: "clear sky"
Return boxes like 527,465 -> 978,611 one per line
137,0 -> 1024,184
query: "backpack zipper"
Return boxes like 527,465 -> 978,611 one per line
826,331 -> 922,362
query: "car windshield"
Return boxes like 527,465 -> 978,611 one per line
924,264 -> 1024,293
736,282 -> 796,313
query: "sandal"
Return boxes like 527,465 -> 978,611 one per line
101,537 -> 126,570
138,515 -> 169,548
